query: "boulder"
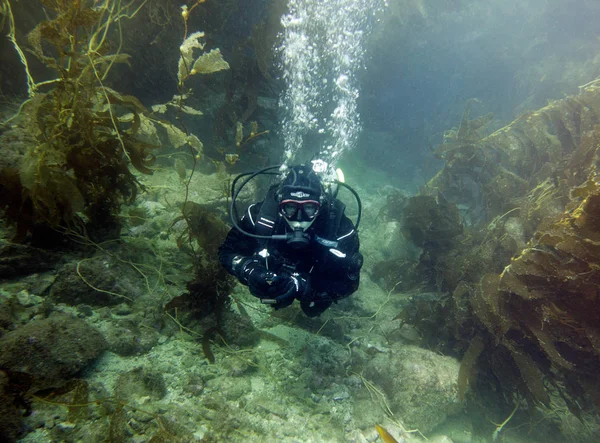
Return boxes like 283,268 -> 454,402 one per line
365,344 -> 461,433
0,313 -> 107,391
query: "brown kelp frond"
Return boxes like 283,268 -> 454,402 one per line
383,90 -> 600,422
0,0 -> 158,242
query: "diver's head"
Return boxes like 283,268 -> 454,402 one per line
278,164 -> 325,232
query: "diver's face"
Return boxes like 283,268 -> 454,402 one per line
280,199 -> 321,231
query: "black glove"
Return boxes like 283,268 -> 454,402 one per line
241,261 -> 277,299
269,273 -> 311,309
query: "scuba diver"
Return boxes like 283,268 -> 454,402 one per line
219,161 -> 363,317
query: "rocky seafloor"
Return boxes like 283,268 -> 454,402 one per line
1,161 -> 594,443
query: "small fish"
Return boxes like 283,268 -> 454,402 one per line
375,424 -> 398,443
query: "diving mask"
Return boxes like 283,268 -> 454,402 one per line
279,199 -> 321,220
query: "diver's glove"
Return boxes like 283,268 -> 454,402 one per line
247,266 -> 276,299
235,259 -> 276,299
269,273 -> 311,309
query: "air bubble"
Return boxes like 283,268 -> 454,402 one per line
277,0 -> 386,168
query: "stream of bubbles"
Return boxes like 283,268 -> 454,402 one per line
278,0 -> 386,174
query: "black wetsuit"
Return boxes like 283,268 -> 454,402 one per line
219,199 -> 362,317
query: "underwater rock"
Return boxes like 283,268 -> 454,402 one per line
114,367 -> 167,402
0,303 -> 12,334
219,308 -> 260,348
15,289 -> 43,308
0,277 -> 56,327
0,313 -> 107,391
365,344 -> 461,433
302,335 -> 350,390
103,321 -> 159,357
361,220 -> 413,272
0,243 -> 60,278
220,352 -> 258,377
0,369 -> 28,443
50,257 -> 136,307
186,374 -> 205,397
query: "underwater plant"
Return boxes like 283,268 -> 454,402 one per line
435,98 -> 494,163
156,2 -> 254,346
164,201 -> 236,344
0,0 -> 232,246
393,88 -> 600,433
0,0 -> 154,242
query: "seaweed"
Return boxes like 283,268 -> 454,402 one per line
33,381 -> 180,441
371,258 -> 417,293
0,0 -> 154,243
491,181 -> 600,408
401,193 -> 463,249
377,188 -> 408,222
435,99 -> 494,162
201,326 -> 224,364
457,337 -> 484,401
68,379 -> 90,422
164,202 -> 235,343
35,379 -> 91,422
394,88 -> 600,421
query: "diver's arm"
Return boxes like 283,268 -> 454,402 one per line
311,216 -> 363,300
218,203 -> 261,277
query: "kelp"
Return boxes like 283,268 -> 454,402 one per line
1,0 -> 228,245
435,99 -> 494,162
488,178 -> 600,409
0,0 -> 155,242
401,193 -> 463,249
392,84 -> 600,419
164,202 -> 235,332
457,337 -> 484,401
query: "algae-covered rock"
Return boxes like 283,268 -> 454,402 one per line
115,367 -> 167,402
0,302 -> 12,335
301,335 -> 350,390
50,257 -> 137,306
0,313 -> 107,391
219,308 -> 260,348
0,243 -> 59,278
365,344 -> 461,433
103,321 -> 159,357
0,370 -> 28,443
